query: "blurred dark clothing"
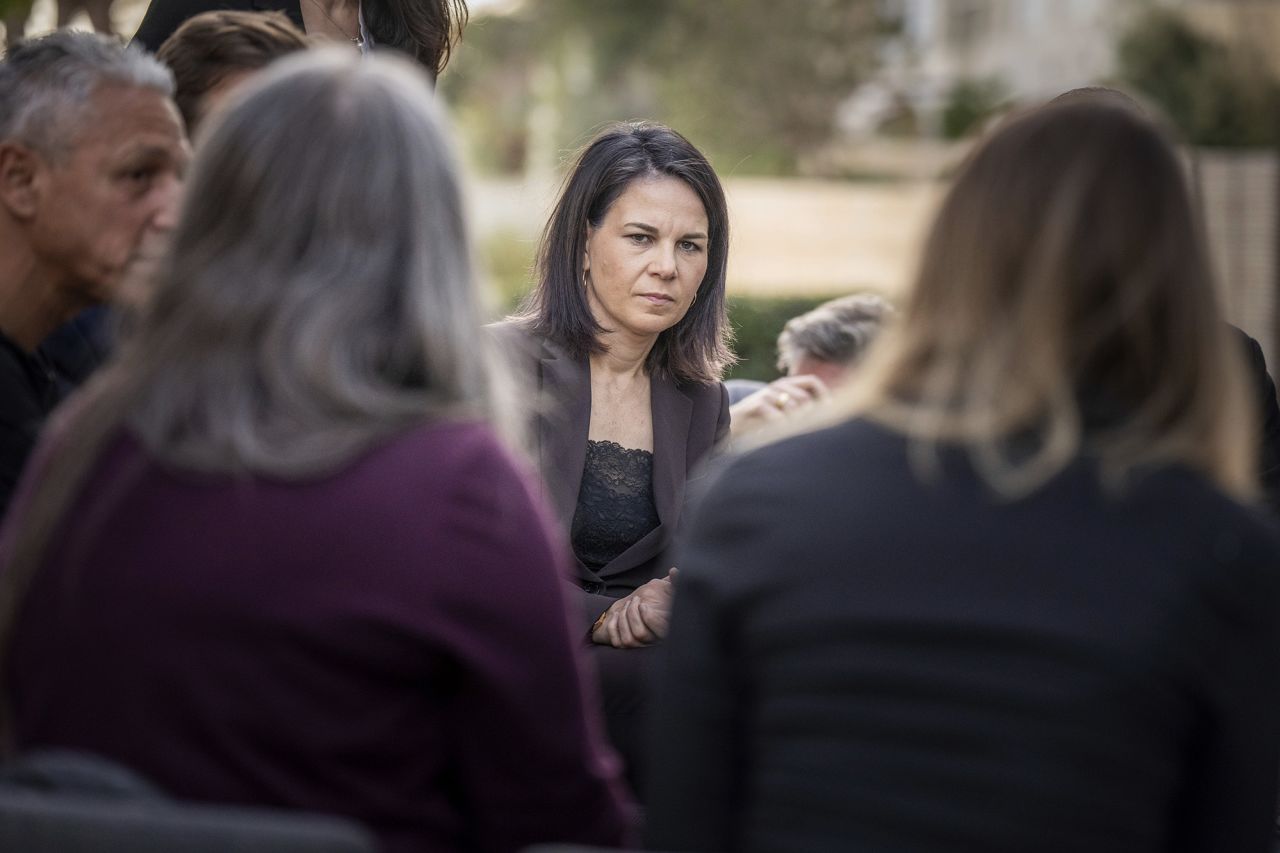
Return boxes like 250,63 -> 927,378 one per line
132,0 -> 301,53
6,420 -> 633,853
0,331 -> 61,520
649,417 -> 1280,853
1235,327 -> 1280,514
36,306 -> 111,393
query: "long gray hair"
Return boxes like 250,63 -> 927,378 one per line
0,48 -> 513,729
125,46 -> 509,472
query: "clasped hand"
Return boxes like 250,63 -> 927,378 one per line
728,374 -> 828,437
591,568 -> 677,648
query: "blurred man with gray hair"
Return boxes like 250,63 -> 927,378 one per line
729,292 -> 894,434
0,30 -> 186,514
775,292 -> 894,387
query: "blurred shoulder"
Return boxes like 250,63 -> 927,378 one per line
485,319 -> 565,365
723,416 -> 893,477
692,416 -> 889,513
372,419 -> 524,486
1129,462 -> 1280,560
485,319 -> 534,349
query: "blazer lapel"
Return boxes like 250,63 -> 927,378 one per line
538,341 -> 591,524
649,372 -> 692,529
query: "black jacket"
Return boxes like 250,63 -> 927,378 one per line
649,417 -> 1280,853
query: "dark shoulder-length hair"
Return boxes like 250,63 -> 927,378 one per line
516,121 -> 734,386
364,0 -> 467,79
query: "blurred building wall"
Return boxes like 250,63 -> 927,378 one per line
1181,0 -> 1280,78
1198,150 -> 1280,372
880,0 -> 1132,130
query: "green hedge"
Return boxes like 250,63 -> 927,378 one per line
725,294 -> 833,381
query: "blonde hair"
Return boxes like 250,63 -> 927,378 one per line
827,101 -> 1256,500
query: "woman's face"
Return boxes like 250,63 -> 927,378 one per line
583,175 -> 710,347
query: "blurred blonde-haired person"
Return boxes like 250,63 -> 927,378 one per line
648,100 -> 1280,853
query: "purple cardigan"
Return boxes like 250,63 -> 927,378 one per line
4,420 -> 633,852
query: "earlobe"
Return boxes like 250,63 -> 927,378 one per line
583,224 -> 597,273
0,144 -> 41,220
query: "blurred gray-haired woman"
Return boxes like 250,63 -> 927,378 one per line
0,49 -> 631,853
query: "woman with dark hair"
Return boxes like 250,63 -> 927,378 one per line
133,0 -> 466,79
0,49 -> 630,853
648,102 -> 1280,851
493,121 -> 733,784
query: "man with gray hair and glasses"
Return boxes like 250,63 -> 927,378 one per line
0,30 -> 187,515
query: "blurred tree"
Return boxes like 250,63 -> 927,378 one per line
2,0 -> 36,45
438,13 -> 540,173
1117,8 -> 1279,148
441,0 -> 882,176
652,0 -> 880,175
940,77 -> 1007,140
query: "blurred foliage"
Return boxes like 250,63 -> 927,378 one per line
878,101 -> 921,138
725,294 -> 834,381
1117,8 -> 1279,148
479,227 -> 538,312
940,77 -> 1007,140
441,0 -> 881,176
0,0 -> 35,28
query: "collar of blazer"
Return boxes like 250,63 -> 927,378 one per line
537,337 -> 692,576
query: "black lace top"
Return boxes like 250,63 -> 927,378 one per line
570,440 -> 660,571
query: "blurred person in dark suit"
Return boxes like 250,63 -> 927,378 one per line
649,100 -> 1280,853
0,48 -> 631,853
0,31 -> 185,516
134,0 -> 465,81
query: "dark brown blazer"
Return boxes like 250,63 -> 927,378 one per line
133,0 -> 303,53
490,322 -> 730,631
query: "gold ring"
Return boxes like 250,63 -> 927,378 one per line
775,392 -> 791,409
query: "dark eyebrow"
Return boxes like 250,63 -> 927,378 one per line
132,143 -> 175,158
623,222 -> 708,241
117,144 -> 181,166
